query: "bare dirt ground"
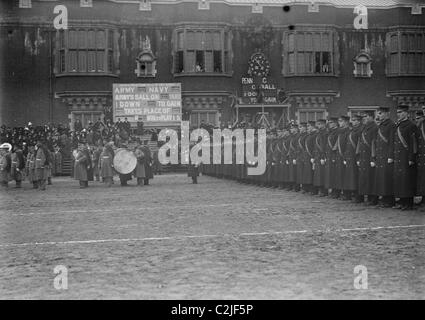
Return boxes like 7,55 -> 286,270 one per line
0,174 -> 424,299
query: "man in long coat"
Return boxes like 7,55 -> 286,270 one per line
280,127 -> 291,189
0,143 -> 12,188
357,111 -> 379,205
343,114 -> 362,202
324,118 -> 339,197
303,121 -> 317,194
393,105 -> 419,210
133,143 -> 146,187
35,139 -> 50,191
335,116 -> 351,199
99,144 -> 114,187
373,107 -> 396,207
416,106 -> 425,209
313,119 -> 328,196
288,124 -> 299,191
142,142 -> 154,185
11,142 -> 25,188
296,123 -> 307,192
74,142 -> 91,188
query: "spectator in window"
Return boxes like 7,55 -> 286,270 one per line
322,63 -> 329,73
195,63 -> 204,72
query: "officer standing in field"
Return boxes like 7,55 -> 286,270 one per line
393,105 -> 419,210
0,143 -> 12,188
357,111 -> 378,205
343,114 -> 362,202
296,123 -> 307,193
325,118 -> 339,198
279,127 -> 290,189
11,142 -> 25,188
303,121 -> 317,195
335,116 -> 350,200
416,105 -> 425,209
313,119 -> 328,196
288,124 -> 299,191
35,139 -> 50,191
373,107 -> 396,207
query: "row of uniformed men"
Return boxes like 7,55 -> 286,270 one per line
202,105 -> 425,211
72,140 -> 154,188
0,140 -> 62,190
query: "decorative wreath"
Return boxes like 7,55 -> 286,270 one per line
247,53 -> 271,77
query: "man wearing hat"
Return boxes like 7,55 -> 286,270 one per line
373,107 -> 396,207
393,105 -> 419,210
416,105 -> 425,209
296,123 -> 307,192
287,124 -> 299,191
357,111 -> 378,205
279,126 -> 291,190
343,114 -> 363,202
335,115 -> 351,199
74,141 -> 92,188
35,139 -> 50,191
313,119 -> 328,196
324,118 -> 339,198
11,142 -> 25,188
303,121 -> 318,194
0,143 -> 12,188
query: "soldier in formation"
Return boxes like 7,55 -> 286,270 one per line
203,105 -> 425,211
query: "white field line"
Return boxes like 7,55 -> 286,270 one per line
0,224 -> 424,248
3,200 -> 326,217
6,203 -> 237,217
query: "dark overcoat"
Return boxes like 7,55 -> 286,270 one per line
373,119 -> 396,196
393,119 -> 418,198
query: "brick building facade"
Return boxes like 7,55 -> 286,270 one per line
0,0 -> 424,130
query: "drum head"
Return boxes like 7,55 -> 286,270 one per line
113,149 -> 137,174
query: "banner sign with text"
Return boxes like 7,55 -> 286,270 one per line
241,76 -> 277,104
113,83 -> 182,127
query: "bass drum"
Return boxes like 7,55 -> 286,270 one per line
113,148 -> 137,174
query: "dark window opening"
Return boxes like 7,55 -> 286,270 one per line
195,50 -> 204,72
175,51 -> 184,73
213,50 -> 222,72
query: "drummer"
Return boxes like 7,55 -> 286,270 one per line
118,140 -> 133,187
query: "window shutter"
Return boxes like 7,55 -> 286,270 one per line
333,31 -> 340,76
385,32 -> 391,75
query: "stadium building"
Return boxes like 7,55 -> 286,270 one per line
0,0 -> 424,129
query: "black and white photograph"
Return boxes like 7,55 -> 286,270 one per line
0,0 -> 424,303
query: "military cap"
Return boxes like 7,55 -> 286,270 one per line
351,114 -> 362,121
362,110 -> 375,117
299,122 -> 307,127
397,105 -> 409,112
339,115 -> 350,121
328,117 -> 339,123
316,119 -> 326,124
415,110 -> 424,117
307,120 -> 316,126
378,106 -> 390,113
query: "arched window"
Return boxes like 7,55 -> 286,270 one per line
135,52 -> 156,77
353,51 -> 373,78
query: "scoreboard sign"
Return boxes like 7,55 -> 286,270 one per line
241,77 -> 277,104
113,83 -> 182,127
